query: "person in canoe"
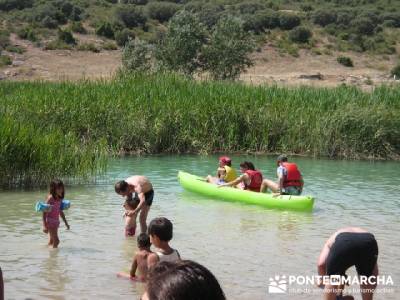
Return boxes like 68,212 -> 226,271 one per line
206,156 -> 237,185
218,161 -> 263,192
260,155 -> 303,195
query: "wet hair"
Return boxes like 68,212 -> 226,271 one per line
277,154 -> 288,162
49,179 -> 65,199
148,217 -> 173,242
115,180 -> 129,194
137,233 -> 151,248
146,260 -> 226,300
239,161 -> 256,171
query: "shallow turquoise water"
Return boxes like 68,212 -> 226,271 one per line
0,155 -> 399,299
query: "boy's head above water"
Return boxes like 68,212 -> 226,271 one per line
148,217 -> 173,243
137,233 -> 151,249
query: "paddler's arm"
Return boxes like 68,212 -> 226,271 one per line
218,175 -> 244,188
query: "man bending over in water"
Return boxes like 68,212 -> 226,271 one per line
115,175 -> 154,234
317,227 -> 378,300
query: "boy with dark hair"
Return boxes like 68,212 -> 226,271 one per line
130,233 -> 153,281
147,217 -> 181,268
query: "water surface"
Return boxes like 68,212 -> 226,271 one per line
0,155 -> 399,299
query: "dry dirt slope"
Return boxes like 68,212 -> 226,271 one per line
2,34 -> 399,89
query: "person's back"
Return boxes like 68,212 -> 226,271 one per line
130,233 -> 153,281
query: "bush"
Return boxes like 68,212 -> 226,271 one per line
237,1 -> 265,14
44,40 -> 72,50
200,16 -> 255,80
121,0 -> 148,4
146,2 -> 179,23
337,56 -> 354,67
122,38 -> 153,72
69,21 -> 87,34
0,55 -> 12,66
391,64 -> 400,78
41,16 -> 58,29
102,41 -> 118,50
77,43 -> 100,53
17,26 -> 38,42
0,30 -> 10,49
335,10 -> 355,26
114,28 -> 135,46
191,3 -> 224,29
156,10 -> 206,75
0,0 -> 33,11
115,6 -> 147,28
351,17 -> 375,36
243,9 -> 279,33
96,22 -> 114,39
5,45 -> 26,54
279,13 -> 301,30
289,26 -> 312,43
58,29 -> 76,45
312,9 -> 337,27
382,13 -> 400,28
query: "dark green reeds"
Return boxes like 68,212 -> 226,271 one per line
1,73 -> 399,187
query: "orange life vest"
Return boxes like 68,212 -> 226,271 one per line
282,162 -> 302,187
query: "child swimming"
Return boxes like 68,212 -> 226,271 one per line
42,179 -> 70,248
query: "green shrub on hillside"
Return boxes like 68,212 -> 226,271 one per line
146,2 -> 180,23
289,26 -> 312,43
0,0 -> 33,11
115,28 -> 135,46
243,9 -> 279,33
121,0 -> 148,4
155,11 -> 206,75
115,6 -> 147,28
312,9 -> 337,27
200,16 -> 255,80
0,30 -> 10,49
337,56 -> 354,67
58,29 -> 76,45
237,1 -> 266,14
96,22 -> 114,39
391,64 -> 400,78
17,26 -> 38,42
0,55 -> 12,66
279,13 -> 301,30
122,38 -> 153,72
70,21 -> 87,34
351,17 -> 375,35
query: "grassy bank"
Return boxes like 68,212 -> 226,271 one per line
1,73 -> 399,187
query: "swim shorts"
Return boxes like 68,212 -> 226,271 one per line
282,186 -> 302,195
326,232 -> 378,277
129,189 -> 154,207
125,226 -> 136,237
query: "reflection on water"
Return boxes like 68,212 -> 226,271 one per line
0,155 -> 399,300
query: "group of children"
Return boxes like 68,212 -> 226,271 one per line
207,155 -> 304,196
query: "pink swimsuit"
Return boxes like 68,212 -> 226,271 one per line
46,197 -> 61,229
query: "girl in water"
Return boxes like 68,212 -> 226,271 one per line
42,179 -> 70,248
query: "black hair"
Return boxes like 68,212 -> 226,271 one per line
137,233 -> 151,248
49,179 -> 65,199
115,180 -> 129,194
147,260 -> 226,300
148,217 -> 173,242
239,161 -> 256,170
277,155 -> 288,162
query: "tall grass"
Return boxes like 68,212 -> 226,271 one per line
1,73 -> 399,186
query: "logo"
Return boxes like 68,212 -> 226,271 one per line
268,275 -> 287,294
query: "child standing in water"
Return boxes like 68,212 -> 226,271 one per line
130,233 -> 153,281
123,198 -> 138,237
42,179 -> 70,248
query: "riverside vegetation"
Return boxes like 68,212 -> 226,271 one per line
1,73 -> 399,187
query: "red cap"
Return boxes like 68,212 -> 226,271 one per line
219,156 -> 231,164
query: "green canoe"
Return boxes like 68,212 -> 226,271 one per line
178,171 -> 314,212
